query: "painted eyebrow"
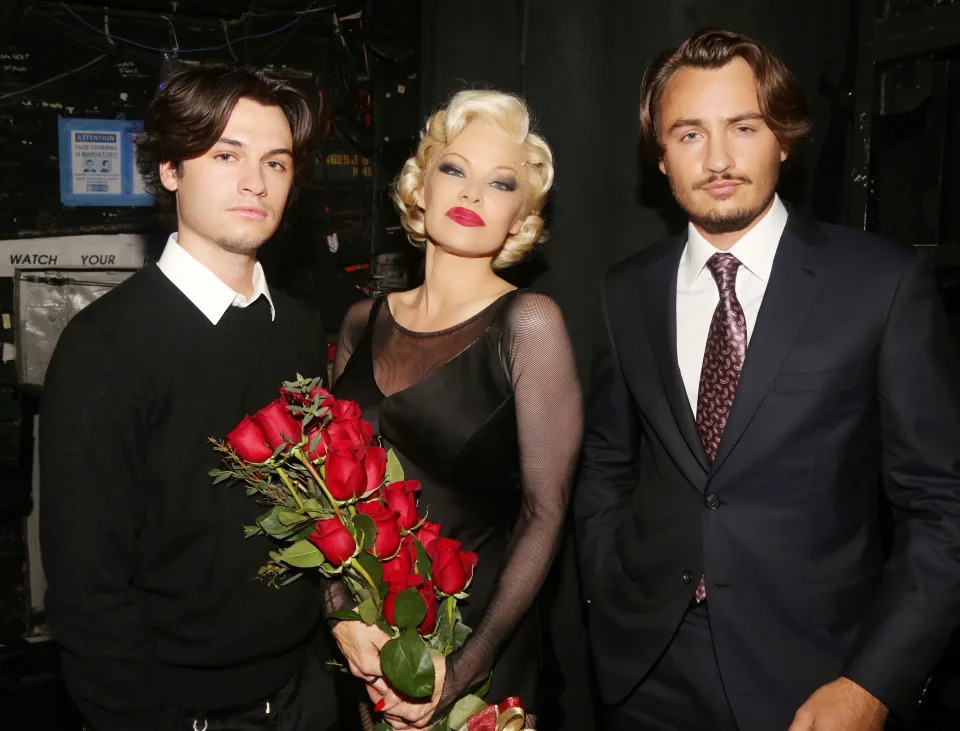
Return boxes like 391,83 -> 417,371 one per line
441,151 -> 518,175
667,112 -> 765,133
215,138 -> 293,157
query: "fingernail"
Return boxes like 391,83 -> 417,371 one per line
374,698 -> 386,712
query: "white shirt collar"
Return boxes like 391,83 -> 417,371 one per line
156,234 -> 275,325
679,194 -> 789,291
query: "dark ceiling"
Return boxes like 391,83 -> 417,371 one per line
33,1 -> 360,21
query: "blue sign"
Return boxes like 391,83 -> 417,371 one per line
58,117 -> 154,207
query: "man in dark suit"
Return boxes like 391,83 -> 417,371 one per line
575,28 -> 960,731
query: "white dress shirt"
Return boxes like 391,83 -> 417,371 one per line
156,234 -> 275,325
676,195 -> 788,413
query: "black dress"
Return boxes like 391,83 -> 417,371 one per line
331,290 -> 582,717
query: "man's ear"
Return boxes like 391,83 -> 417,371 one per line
159,161 -> 180,192
780,146 -> 789,163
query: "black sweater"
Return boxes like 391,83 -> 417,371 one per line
39,264 -> 327,730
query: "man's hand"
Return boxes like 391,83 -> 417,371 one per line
788,676 -> 888,731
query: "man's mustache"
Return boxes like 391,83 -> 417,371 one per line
694,173 -> 752,189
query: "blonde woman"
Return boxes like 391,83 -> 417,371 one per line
329,90 -> 583,730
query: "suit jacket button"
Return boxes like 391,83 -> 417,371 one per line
706,494 -> 720,510
682,570 -> 693,584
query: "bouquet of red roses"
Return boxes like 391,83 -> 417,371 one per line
210,374 -> 518,730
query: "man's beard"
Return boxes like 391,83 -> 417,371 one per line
670,173 -> 776,235
215,234 -> 268,254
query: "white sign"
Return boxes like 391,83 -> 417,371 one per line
71,130 -> 122,195
0,234 -> 150,277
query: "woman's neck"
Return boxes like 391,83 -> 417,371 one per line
392,243 -> 514,329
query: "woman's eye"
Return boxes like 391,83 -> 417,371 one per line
439,162 -> 464,177
491,180 -> 518,192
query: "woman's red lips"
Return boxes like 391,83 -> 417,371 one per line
445,207 -> 485,227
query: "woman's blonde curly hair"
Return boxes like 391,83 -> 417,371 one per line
391,89 -> 554,270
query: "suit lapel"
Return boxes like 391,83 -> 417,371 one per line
711,215 -> 827,473
638,237 -> 710,478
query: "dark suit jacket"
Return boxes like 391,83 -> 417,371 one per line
574,213 -> 960,729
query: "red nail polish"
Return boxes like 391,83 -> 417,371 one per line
374,698 -> 386,712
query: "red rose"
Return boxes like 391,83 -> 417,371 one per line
356,500 -> 402,558
330,400 -> 363,420
415,520 -> 442,552
426,537 -> 478,595
363,447 -> 387,495
252,400 -> 302,451
323,418 -> 373,452
383,481 -> 421,530
381,536 -> 416,585
305,425 -> 326,461
382,574 -> 438,636
307,517 -> 356,565
225,416 -> 274,462
324,447 -> 368,501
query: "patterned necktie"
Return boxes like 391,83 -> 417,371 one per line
693,252 -> 747,602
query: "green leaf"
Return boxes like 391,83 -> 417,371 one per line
357,597 -> 379,625
290,523 -> 317,542
327,609 -> 362,622
414,538 -> 432,580
212,471 -> 233,485
452,618 -> 472,649
352,550 -> 384,602
243,524 -> 263,538
385,449 -> 405,483
352,513 -> 378,551
432,596 -> 456,651
278,539 -> 326,568
373,724 -> 392,731
257,506 -> 302,538
392,587 -> 427,630
447,694 -> 489,730
375,618 -> 395,636
380,629 -> 435,699
277,508 -> 309,527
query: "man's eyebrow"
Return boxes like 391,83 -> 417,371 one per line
666,112 -> 765,133
727,112 -> 764,124
667,117 -> 703,133
215,138 -> 293,157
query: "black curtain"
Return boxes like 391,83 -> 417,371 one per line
418,2 -> 854,727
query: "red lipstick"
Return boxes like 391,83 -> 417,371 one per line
445,207 -> 485,227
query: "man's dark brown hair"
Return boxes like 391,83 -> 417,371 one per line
639,29 -> 812,160
136,65 -> 317,210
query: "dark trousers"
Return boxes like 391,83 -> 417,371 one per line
178,647 -> 338,731
605,602 -> 739,731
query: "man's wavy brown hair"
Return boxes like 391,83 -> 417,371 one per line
135,65 -> 316,211
639,29 -> 812,160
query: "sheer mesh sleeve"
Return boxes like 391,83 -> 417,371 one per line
332,298 -> 376,386
435,292 -> 584,718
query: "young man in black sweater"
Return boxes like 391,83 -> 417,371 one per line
40,67 -> 337,731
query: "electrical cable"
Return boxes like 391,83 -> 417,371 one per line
58,1 -> 317,54
0,53 -> 107,102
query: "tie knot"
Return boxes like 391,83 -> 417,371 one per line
706,252 -> 741,289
